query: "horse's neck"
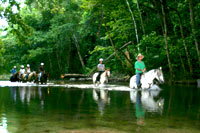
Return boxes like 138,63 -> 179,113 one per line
101,71 -> 106,77
143,70 -> 156,80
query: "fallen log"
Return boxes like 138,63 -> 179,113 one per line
61,74 -> 90,79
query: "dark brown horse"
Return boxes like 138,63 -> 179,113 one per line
10,72 -> 20,82
35,72 -> 48,84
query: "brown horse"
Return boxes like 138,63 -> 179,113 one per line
10,72 -> 20,82
28,71 -> 37,82
20,73 -> 27,82
35,72 -> 48,84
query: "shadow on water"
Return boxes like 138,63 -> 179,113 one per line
0,83 -> 199,132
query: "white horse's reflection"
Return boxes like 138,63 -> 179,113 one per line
92,89 -> 110,115
130,89 -> 164,114
19,87 -> 26,104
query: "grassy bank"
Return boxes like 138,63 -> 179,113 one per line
0,74 -> 10,80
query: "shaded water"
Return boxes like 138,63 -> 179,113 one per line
0,82 -> 199,133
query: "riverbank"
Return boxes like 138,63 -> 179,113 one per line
0,74 -> 10,80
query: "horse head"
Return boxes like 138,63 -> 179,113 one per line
155,67 -> 164,84
15,72 -> 20,81
105,69 -> 111,77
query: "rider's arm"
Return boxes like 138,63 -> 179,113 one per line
137,68 -> 142,71
142,62 -> 146,72
97,64 -> 100,71
102,64 -> 105,71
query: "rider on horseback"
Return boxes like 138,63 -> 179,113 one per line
135,53 -> 146,88
25,64 -> 31,80
19,65 -> 25,80
10,66 -> 17,77
96,58 -> 105,83
38,63 -> 45,81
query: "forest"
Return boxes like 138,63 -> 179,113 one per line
0,0 -> 199,80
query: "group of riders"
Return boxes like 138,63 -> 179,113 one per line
10,53 -> 146,87
96,53 -> 146,88
10,63 -> 47,84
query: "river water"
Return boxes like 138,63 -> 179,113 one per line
0,81 -> 199,133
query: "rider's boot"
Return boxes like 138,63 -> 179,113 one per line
137,84 -> 142,89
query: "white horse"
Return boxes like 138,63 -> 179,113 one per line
93,70 -> 111,86
130,67 -> 164,89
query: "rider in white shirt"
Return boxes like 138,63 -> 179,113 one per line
96,58 -> 105,82
19,65 -> 25,79
25,64 -> 31,79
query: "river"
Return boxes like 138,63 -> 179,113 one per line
0,81 -> 199,133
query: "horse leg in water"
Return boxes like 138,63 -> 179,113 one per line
43,73 -> 47,84
93,73 -> 99,86
129,75 -> 137,89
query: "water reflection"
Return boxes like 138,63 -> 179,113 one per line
38,87 -> 44,109
0,85 -> 199,133
19,87 -> 26,104
10,87 -> 45,109
10,87 -> 17,102
0,115 -> 8,133
93,89 -> 110,115
135,91 -> 145,125
130,90 -> 164,114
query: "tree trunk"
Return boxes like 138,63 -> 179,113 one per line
135,0 -> 145,35
188,0 -> 200,67
55,35 -> 62,74
73,34 -> 86,71
176,11 -> 193,73
103,23 -> 126,70
47,53 -> 53,76
97,6 -> 104,38
179,53 -> 186,75
150,0 -> 164,40
104,41 -> 132,62
125,0 -> 139,50
55,49 -> 62,73
160,0 -> 173,78
66,39 -> 72,72
125,48 -> 133,75
102,15 -> 127,70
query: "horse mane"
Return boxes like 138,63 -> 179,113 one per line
101,70 -> 110,77
102,71 -> 107,77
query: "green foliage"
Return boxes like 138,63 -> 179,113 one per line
138,32 -> 166,70
86,45 -> 113,70
0,0 -> 199,79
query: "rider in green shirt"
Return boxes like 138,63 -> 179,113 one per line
135,53 -> 146,88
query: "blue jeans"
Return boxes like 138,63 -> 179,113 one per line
39,72 -> 42,81
136,73 -> 142,87
25,73 -> 29,79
